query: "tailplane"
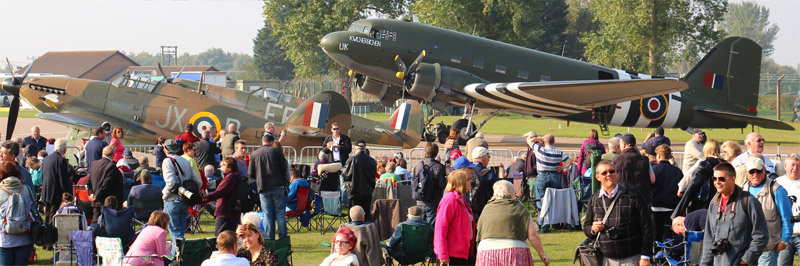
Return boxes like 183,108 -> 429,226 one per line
375,100 -> 424,148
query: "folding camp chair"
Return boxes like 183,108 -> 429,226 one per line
73,185 -> 93,224
174,237 -> 217,266
264,236 -> 293,266
395,180 -> 415,219
71,230 -> 94,266
286,186 -> 313,232
319,191 -> 347,235
654,231 -> 704,266
54,214 -> 83,265
129,197 -> 163,233
372,178 -> 395,201
371,199 -> 401,241
186,204 -> 206,234
96,236 -> 166,266
386,223 -> 433,266
97,206 -> 136,249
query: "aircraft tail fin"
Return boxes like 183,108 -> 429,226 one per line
379,100 -> 424,148
682,37 -> 762,115
284,91 -> 351,137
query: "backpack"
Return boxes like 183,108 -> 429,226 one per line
233,175 -> 258,213
582,142 -> 602,169
0,187 -> 32,235
413,161 -> 435,201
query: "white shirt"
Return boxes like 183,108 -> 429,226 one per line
332,135 -> 342,162
731,151 -> 775,173
776,175 -> 800,234
320,252 -> 359,266
201,254 -> 250,266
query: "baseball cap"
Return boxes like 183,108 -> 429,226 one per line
452,156 -> 477,170
471,147 -> 493,159
523,131 -> 538,138
691,129 -> 704,134
356,140 -> 366,148
123,150 -> 133,157
449,149 -> 463,161
621,133 -> 636,146
746,157 -> 765,171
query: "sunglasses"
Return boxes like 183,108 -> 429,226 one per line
598,170 -> 616,176
712,176 -> 728,182
332,128 -> 339,131
748,169 -> 764,174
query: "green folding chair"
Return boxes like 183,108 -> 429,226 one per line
264,236 -> 293,266
388,223 -> 433,266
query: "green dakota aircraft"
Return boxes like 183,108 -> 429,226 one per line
1,62 -> 425,148
320,18 -> 793,140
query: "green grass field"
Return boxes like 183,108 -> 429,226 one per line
0,107 -> 39,118
30,210 -> 588,265
366,112 -> 800,146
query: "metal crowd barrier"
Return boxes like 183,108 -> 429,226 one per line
516,149 -> 789,169
298,146 -> 404,164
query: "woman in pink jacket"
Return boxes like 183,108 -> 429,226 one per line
123,211 -> 171,266
435,169 -> 476,265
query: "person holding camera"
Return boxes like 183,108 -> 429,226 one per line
701,162 -> 768,265
584,160 -> 654,266
741,156 -> 792,265
161,139 -> 202,253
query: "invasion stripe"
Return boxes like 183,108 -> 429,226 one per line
466,84 -> 581,116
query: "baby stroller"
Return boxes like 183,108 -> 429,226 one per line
654,231 -> 704,266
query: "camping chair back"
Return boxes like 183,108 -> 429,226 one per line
95,236 -> 124,266
287,186 -> 310,218
100,206 -> 136,245
395,223 -> 433,264
264,235 -> 293,266
71,230 -> 94,266
150,174 -> 166,189
129,197 -> 164,221
396,180 -> 415,219
54,214 -> 83,245
373,178 -> 395,200
687,230 -> 704,265
176,237 -> 217,266
73,185 -> 94,223
321,191 -> 341,215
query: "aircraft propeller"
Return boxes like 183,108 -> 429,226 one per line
394,50 -> 426,80
157,62 -> 188,84
2,58 -> 34,141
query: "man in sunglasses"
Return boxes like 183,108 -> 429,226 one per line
701,162 -> 767,265
741,156 -> 792,265
323,122 -> 352,167
584,161 -> 654,266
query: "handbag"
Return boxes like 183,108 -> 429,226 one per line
30,209 -> 57,246
574,194 -> 618,266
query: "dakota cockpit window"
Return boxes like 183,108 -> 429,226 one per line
495,65 -> 507,74
473,59 -> 484,69
517,70 -> 529,79
450,54 -> 462,64
348,24 -> 365,33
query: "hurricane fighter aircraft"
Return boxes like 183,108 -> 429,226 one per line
321,18 -> 793,140
1,62 -> 425,148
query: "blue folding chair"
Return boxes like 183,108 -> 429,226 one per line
654,231 -> 704,266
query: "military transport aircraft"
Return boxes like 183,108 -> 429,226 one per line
1,61 -> 425,149
320,18 -> 793,140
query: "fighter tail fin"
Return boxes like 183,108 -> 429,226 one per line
379,100 -> 424,148
682,37 -> 762,114
284,91 -> 351,136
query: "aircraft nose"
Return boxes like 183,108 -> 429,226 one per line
319,32 -> 339,54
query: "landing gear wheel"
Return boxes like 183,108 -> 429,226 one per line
451,119 -> 476,146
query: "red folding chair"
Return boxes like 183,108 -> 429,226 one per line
286,187 -> 311,232
73,185 -> 93,224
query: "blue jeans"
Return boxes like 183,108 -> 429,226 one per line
536,172 -> 563,206
164,200 -> 189,254
779,234 -> 800,265
758,250 -> 777,266
418,204 -> 437,225
260,188 -> 288,240
0,243 -> 33,265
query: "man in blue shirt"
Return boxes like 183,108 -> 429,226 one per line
85,126 -> 108,169
126,170 -> 163,221
742,156 -> 792,265
285,168 -> 309,212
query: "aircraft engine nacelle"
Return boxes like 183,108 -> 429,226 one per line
408,63 -> 484,109
356,75 -> 389,98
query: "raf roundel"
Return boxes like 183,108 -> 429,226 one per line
639,95 -> 669,121
188,111 -> 221,139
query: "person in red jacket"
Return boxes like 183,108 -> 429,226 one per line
175,124 -> 201,147
202,157 -> 241,236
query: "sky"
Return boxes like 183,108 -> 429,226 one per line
1,0 -> 798,68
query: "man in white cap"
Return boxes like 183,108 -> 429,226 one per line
741,156 -> 792,265
469,146 -> 497,219
465,132 -> 488,160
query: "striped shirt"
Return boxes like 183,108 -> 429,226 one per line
533,143 -> 570,172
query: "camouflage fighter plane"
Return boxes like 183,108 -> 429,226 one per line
320,18 -> 793,140
1,62 -> 425,148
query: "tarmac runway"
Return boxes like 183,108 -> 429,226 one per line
2,117 -> 797,155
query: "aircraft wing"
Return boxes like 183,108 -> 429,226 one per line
696,109 -> 795,130
36,112 -> 157,135
464,79 -> 688,114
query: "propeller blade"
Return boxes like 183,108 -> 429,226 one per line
19,60 -> 34,81
406,50 -> 426,75
5,58 -> 15,79
157,62 -> 168,79
394,55 -> 407,74
5,94 -> 19,141
174,64 -> 187,79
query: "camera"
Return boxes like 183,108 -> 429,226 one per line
178,186 -> 195,200
711,239 -> 731,255
605,226 -> 620,239
791,215 -> 800,223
